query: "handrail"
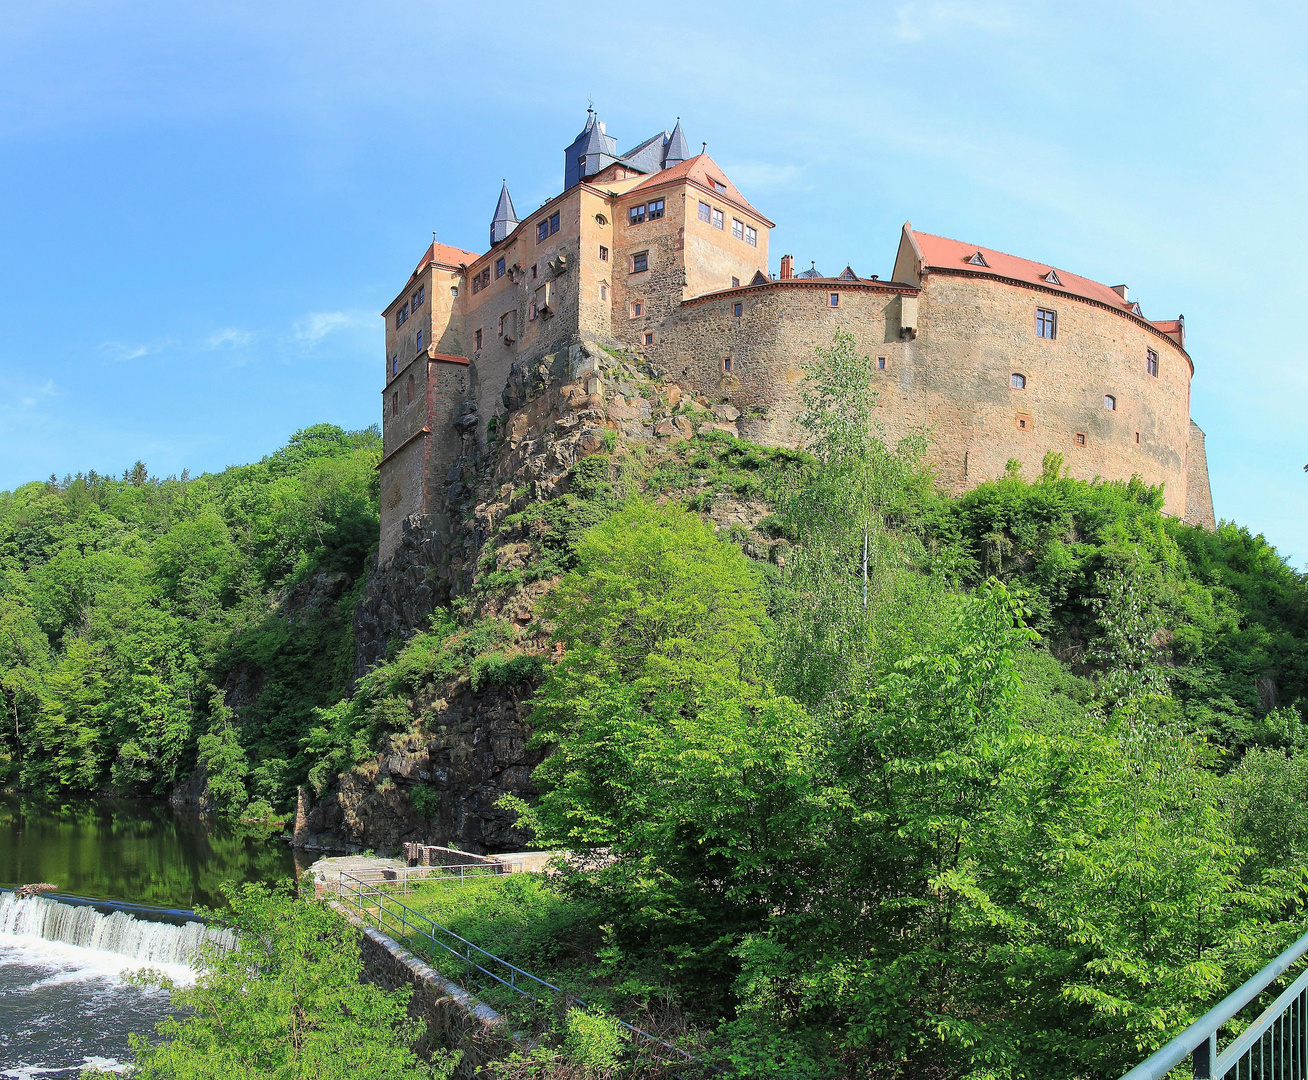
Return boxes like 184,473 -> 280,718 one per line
1119,926 -> 1308,1080
336,870 -> 719,1074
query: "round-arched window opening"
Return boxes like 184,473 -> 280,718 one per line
595,214 -> 608,226
1011,373 -> 1026,389
1104,394 -> 1116,411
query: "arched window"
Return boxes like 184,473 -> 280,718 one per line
1104,394 -> 1116,411
406,373 -> 415,403
1011,373 -> 1026,389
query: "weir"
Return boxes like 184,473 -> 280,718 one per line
0,892 -> 234,967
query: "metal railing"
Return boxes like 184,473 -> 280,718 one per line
337,870 -> 718,1075
1120,928 -> 1308,1080
335,862 -> 521,894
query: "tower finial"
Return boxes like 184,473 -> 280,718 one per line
701,141 -> 707,155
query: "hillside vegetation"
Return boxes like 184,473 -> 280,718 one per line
7,333 -> 1308,1077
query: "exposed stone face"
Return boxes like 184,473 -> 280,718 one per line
301,678 -> 543,856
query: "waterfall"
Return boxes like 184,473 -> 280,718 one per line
0,892 -> 235,968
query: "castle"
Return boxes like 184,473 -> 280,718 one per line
377,110 -> 1214,562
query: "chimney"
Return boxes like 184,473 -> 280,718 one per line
1111,284 -> 1129,301
780,254 -> 794,280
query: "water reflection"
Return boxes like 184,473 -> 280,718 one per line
0,795 -> 306,910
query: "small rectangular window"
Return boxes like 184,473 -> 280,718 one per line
413,286 -> 423,309
471,276 -> 480,295
733,302 -> 742,317
829,293 -> 840,307
474,328 -> 483,350
450,286 -> 458,297
632,251 -> 648,273
396,303 -> 408,327
644,332 -> 654,345
495,257 -> 505,278
723,356 -> 732,372
391,393 -> 398,417
531,264 -> 538,279
732,218 -> 744,240
745,225 -> 757,247
549,212 -> 559,235
1036,308 -> 1057,339
629,204 -> 646,226
698,201 -> 712,223
1135,432 -> 1141,443
481,269 -> 490,288
731,276 -> 740,287
416,330 -> 423,351
712,208 -> 724,230
599,245 -> 609,261
1146,349 -> 1159,377
1075,431 -> 1086,446
630,300 -> 643,318
537,220 -> 549,243
709,178 -> 726,193
647,198 -> 664,220
877,357 -> 886,370
529,301 -> 538,320
600,284 -> 607,301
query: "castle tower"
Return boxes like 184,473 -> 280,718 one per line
564,109 -> 619,190
489,181 -> 518,246
663,118 -> 690,168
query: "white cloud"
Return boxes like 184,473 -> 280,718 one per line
293,310 -> 360,345
204,327 -> 256,349
892,1 -> 1015,42
99,340 -> 157,362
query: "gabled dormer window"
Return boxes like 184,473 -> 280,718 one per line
1044,270 -> 1061,285
968,251 -> 988,266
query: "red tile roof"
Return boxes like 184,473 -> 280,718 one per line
912,231 -> 1134,313
412,241 -> 480,279
629,153 -> 770,223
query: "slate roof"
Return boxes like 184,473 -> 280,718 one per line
664,119 -> 690,167
491,182 -> 518,227
795,261 -> 824,279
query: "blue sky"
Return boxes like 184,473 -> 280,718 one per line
2,2 -> 1305,562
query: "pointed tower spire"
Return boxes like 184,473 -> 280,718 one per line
663,117 -> 690,168
490,180 -> 518,245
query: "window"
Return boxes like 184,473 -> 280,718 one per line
1135,432 -> 1141,443
732,218 -> 744,240
529,301 -> 537,320
480,268 -> 491,289
829,293 -> 840,307
531,264 -> 537,279
731,276 -> 740,287
450,286 -> 458,297
1104,394 -> 1116,411
745,225 -> 757,247
1036,308 -> 1057,339
712,208 -> 724,230
629,204 -> 646,226
733,302 -> 743,317
498,315 -> 504,337
495,257 -> 505,278
471,275 -> 480,295
698,201 -> 712,223
632,251 -> 648,273
413,286 -> 424,308
600,284 -> 607,301
406,373 -> 414,402
1011,373 -> 1026,389
1017,415 -> 1030,430
396,303 -> 408,328
536,211 -> 560,243
599,245 -> 609,261
630,300 -> 643,318
391,393 -> 398,417
877,357 -> 887,370
1075,432 -> 1087,446
644,332 -> 654,346
723,356 -> 732,373
595,213 -> 608,225
416,330 -> 423,351
474,328 -> 483,350
1146,349 -> 1159,377
709,178 -> 727,193
647,199 -> 664,220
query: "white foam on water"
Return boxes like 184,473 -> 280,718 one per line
2,1058 -> 131,1079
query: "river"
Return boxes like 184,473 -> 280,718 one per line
0,795 -> 304,1077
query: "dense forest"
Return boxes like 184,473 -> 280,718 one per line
9,333 -> 1308,1077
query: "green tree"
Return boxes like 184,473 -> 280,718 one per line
128,881 -> 458,1079
197,689 -> 250,814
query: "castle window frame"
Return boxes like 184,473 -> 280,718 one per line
698,201 -> 712,223
733,302 -> 743,317
471,275 -> 480,295
629,204 -> 646,226
529,301 -> 538,321
877,356 -> 887,370
647,198 -> 664,220
495,257 -> 505,279
644,332 -> 654,346
1036,307 -> 1057,339
416,330 -> 423,352
1104,394 -> 1116,411
630,300 -> 643,318
450,286 -> 458,297
1075,431 -> 1087,446
595,213 -> 608,226
536,211 -> 560,244
1011,373 -> 1026,389
474,328 -> 483,350
481,268 -> 491,289
599,245 -> 609,261
391,355 -> 398,377
1016,413 -> 1032,431
531,264 -> 537,279
396,303 -> 408,328
1146,349 -> 1159,377
731,276 -> 740,287
391,392 -> 398,417
712,208 -> 724,230
709,177 -> 727,193
732,218 -> 745,241
413,286 -> 424,309
723,356 -> 733,373
829,293 -> 840,307
745,225 -> 757,247
631,250 -> 649,274
600,284 -> 607,301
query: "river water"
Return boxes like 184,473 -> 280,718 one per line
0,795 -> 304,1076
